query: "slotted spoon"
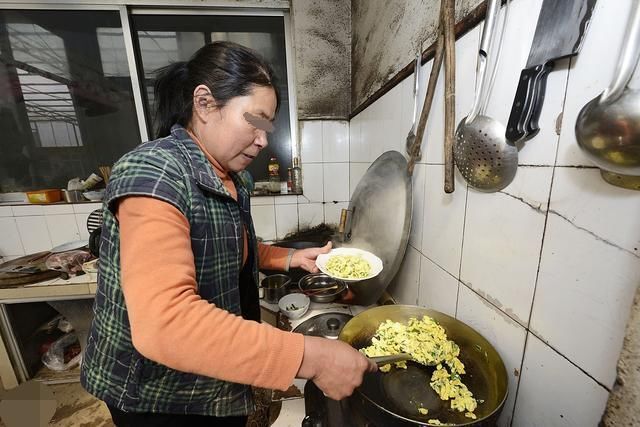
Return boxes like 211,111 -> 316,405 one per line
454,0 -> 518,192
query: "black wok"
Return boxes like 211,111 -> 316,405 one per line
339,305 -> 508,426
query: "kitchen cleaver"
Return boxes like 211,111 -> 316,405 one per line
505,0 -> 597,143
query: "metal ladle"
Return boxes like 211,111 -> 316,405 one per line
575,0 -> 640,187
454,0 -> 517,192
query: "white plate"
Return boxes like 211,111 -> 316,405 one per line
315,247 -> 383,283
51,240 -> 89,253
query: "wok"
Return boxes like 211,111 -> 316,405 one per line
339,305 -> 508,426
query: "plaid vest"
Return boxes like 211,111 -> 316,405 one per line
80,125 -> 259,416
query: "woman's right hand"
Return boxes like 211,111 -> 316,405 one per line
296,336 -> 377,400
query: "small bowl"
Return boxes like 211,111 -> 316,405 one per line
278,293 -> 310,319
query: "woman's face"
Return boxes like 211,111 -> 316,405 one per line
193,85 -> 277,172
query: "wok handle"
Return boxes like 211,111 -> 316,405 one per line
369,353 -> 412,366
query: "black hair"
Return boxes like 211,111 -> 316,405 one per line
153,41 -> 280,138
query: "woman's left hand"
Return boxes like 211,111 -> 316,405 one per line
290,242 -> 332,273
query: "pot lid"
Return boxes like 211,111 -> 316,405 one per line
292,312 -> 353,339
339,151 -> 412,305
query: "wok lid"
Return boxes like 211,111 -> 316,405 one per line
340,151 -> 412,305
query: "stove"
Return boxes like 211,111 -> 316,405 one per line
302,381 -> 377,427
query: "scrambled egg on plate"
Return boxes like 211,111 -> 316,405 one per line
325,254 -> 371,279
361,316 -> 478,420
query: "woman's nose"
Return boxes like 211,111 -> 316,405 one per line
254,130 -> 268,149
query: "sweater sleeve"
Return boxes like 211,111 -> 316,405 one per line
258,243 -> 290,271
117,196 -> 305,391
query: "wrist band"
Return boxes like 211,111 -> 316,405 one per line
284,248 -> 295,272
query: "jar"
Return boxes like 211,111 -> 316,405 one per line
268,157 -> 280,193
291,157 -> 302,194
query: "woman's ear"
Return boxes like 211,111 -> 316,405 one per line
192,85 -> 216,123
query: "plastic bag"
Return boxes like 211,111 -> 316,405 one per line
41,332 -> 82,371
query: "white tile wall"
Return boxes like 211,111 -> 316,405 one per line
513,333 -> 609,426
322,163 -> 349,202
322,121 -> 349,163
0,206 -> 14,217
75,213 -> 91,240
387,245 -> 421,305
460,166 -> 553,326
46,214 -> 81,247
300,121 -> 323,163
15,216 -> 52,253
252,204 -> 276,241
297,203 -> 324,229
349,162 -> 369,198
299,163 -> 323,203
275,204 -> 298,240
421,164 -> 467,276
408,164 -> 426,249
349,110 -> 368,163
531,214 -> 640,388
417,254 -> 458,317
0,218 -> 24,256
457,284 -> 527,427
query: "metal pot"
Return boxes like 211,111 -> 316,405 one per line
339,305 -> 508,426
259,274 -> 290,304
298,273 -> 347,303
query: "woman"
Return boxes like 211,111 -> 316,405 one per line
80,41 -> 375,426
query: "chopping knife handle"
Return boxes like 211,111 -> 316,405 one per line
506,62 -> 553,143
525,61 -> 553,137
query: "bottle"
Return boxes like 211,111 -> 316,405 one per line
291,157 -> 302,194
268,157 -> 280,193
286,168 -> 293,193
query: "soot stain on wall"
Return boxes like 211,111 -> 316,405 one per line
292,0 -> 351,119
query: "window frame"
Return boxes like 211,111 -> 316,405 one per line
0,0 -> 300,191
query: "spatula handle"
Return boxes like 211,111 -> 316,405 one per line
369,353 -> 412,366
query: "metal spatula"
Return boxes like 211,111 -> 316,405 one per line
369,353 -> 413,366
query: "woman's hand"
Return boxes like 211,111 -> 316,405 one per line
289,242 -> 332,273
297,336 -> 377,400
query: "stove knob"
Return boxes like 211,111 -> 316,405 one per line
326,318 -> 340,331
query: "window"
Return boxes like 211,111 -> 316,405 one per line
131,13 -> 293,182
0,10 -> 141,192
0,6 -> 296,193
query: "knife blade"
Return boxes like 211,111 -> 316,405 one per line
505,0 -> 597,143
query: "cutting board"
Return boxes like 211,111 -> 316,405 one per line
0,252 -> 63,287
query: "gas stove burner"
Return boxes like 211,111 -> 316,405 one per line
292,312 -> 353,339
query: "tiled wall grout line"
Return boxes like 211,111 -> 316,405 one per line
508,52 -> 576,423
455,183 -> 470,318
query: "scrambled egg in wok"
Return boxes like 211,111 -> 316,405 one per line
361,316 -> 478,421
325,254 -> 371,279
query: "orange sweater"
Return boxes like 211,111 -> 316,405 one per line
117,137 -> 304,391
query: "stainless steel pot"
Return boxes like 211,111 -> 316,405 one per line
260,274 -> 290,304
339,305 -> 508,426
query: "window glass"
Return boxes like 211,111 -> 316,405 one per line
131,14 -> 293,182
0,10 -> 141,192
